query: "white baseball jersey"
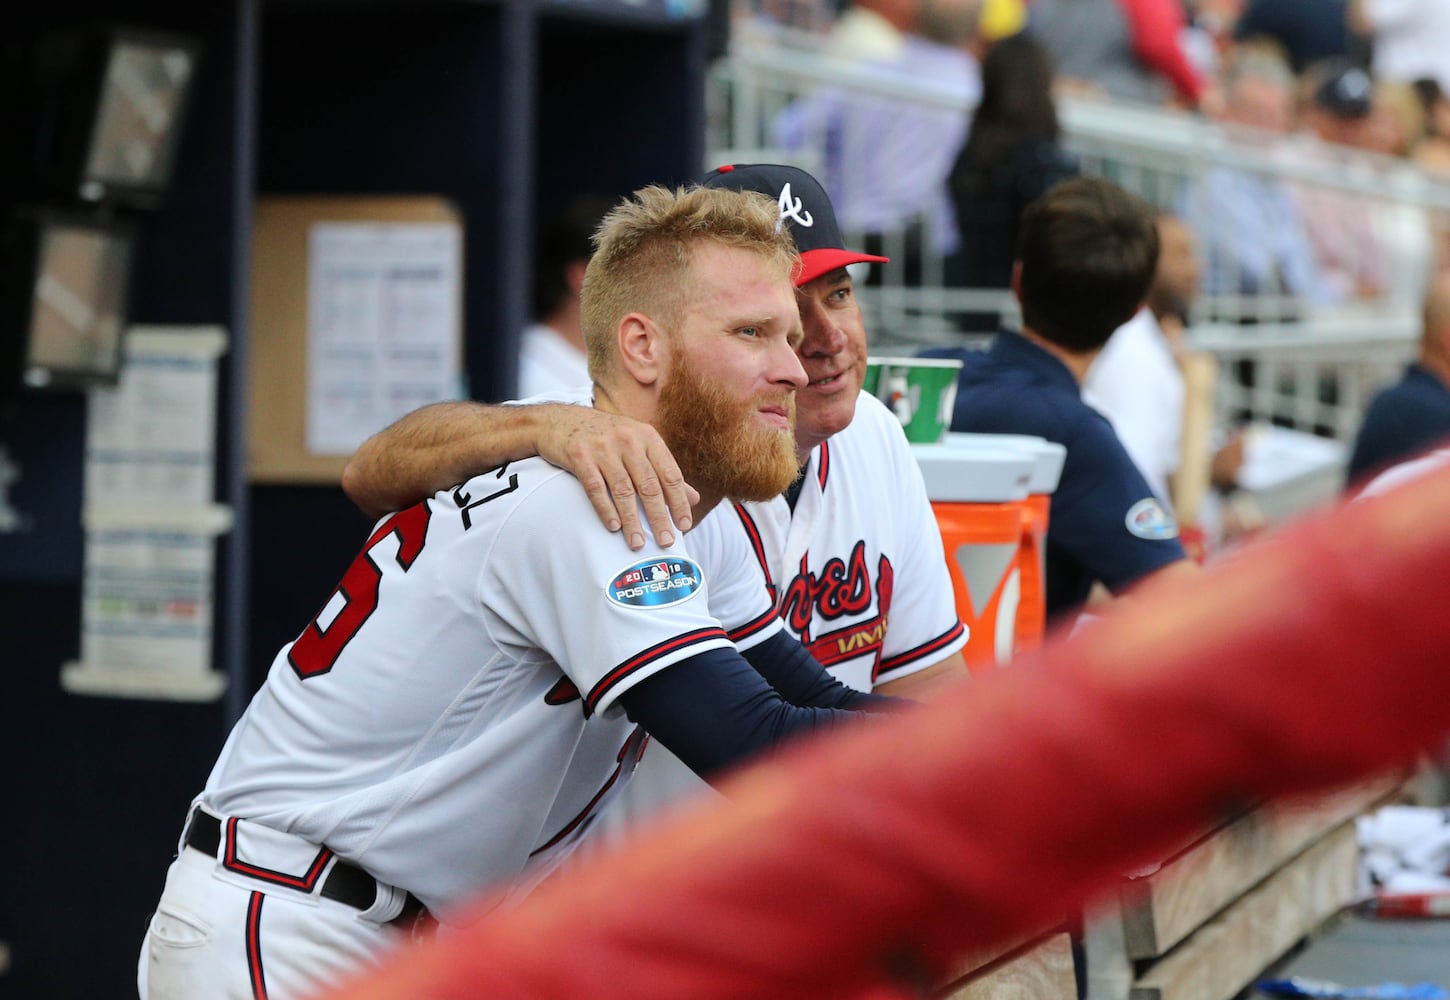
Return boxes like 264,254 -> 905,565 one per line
503,384 -> 788,658
695,390 -> 967,692
597,391 -> 968,843
202,455 -> 780,918
520,387 -> 965,682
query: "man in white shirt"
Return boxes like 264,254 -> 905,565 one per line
1084,213 -> 1195,501
1085,306 -> 1185,504
1085,212 -> 1243,513
518,196 -> 613,398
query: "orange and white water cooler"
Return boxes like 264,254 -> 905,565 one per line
948,433 -> 1065,660
912,434 -> 1065,671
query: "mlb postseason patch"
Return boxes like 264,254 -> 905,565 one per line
1124,497 -> 1179,540
606,557 -> 705,610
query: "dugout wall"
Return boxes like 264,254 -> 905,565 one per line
0,1 -> 709,994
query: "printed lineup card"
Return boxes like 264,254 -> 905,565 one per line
83,328 -> 222,508
64,326 -> 231,701
305,222 -> 462,455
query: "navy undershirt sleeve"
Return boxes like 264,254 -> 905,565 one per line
742,630 -> 900,711
619,636 -> 905,784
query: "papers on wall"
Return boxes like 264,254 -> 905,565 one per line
62,325 -> 231,701
305,222 -> 462,455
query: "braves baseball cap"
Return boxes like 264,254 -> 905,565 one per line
702,163 -> 889,287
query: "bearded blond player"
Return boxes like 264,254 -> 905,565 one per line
137,186 -> 902,1000
342,165 -> 970,835
344,165 -> 967,699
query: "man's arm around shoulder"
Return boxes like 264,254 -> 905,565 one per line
342,399 -> 695,547
343,401 -> 551,519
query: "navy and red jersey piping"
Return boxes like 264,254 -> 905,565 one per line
586,627 -> 728,715
727,606 -> 778,645
878,620 -> 967,676
733,503 -> 778,604
246,893 -> 269,999
530,736 -> 635,856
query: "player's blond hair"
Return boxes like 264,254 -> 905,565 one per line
581,185 -> 799,383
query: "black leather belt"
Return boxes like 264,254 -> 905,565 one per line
184,808 -> 429,929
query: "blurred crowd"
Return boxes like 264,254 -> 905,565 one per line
518,0 -> 1450,555
711,0 -> 1450,547
741,0 -> 1450,147
740,0 -> 1450,324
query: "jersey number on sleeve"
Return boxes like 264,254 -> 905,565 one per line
288,504 -> 432,680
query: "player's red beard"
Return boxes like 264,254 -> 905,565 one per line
656,350 -> 800,503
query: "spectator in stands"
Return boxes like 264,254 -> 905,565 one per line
769,0 -> 986,288
1288,61 -> 1388,304
922,177 -> 1194,625
946,30 -> 1078,331
1405,78 -> 1450,275
1409,77 -> 1450,175
1296,67 -> 1436,313
1231,0 -> 1364,75
1365,77 -> 1425,157
1347,270 -> 1450,485
1359,77 -> 1439,311
818,0 -> 977,60
1351,0 -> 1450,96
1178,42 -> 1330,318
1028,0 -> 1206,108
519,196 -> 614,398
1179,0 -> 1242,84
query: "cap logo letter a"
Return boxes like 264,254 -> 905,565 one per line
777,182 -> 814,229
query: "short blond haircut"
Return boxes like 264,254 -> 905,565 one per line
580,185 -> 799,383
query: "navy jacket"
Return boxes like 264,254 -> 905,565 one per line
1348,363 -> 1450,486
922,331 -> 1186,621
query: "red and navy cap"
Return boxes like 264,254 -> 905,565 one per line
702,163 -> 889,287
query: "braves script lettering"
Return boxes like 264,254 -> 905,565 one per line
782,540 -> 873,633
778,541 -> 896,671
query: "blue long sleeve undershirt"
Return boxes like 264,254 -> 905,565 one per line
618,631 -> 905,783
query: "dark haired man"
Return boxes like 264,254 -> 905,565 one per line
922,176 -> 1193,625
519,196 -> 615,398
